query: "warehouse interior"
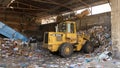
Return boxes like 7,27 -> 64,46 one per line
0,0 -> 120,68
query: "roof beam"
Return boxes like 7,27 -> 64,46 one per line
39,0 -> 77,15
35,1 -> 78,18
0,10 -> 37,17
0,6 -> 47,11
14,1 -> 49,11
33,0 -> 73,11
78,0 -> 90,8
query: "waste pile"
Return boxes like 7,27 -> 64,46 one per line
79,25 -> 112,54
0,49 -> 119,68
89,26 -> 111,46
0,38 -> 21,58
0,25 -> 119,68
88,25 -> 112,55
0,37 -> 40,58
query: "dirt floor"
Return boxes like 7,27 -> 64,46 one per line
0,47 -> 120,68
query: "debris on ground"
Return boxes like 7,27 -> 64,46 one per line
0,25 -> 119,68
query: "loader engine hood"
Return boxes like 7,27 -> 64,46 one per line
44,32 -> 65,44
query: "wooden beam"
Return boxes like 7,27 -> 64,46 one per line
0,9 -> 38,17
0,6 -> 47,11
50,0 -> 77,11
14,1 -> 50,11
34,0 -> 77,17
78,0 -> 90,8
33,0 -> 73,11
7,0 -> 14,7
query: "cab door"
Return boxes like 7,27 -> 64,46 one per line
66,23 -> 77,43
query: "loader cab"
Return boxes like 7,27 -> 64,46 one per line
57,21 -> 77,43
57,21 -> 76,34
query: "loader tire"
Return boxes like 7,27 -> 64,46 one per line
50,51 -> 58,55
59,43 -> 73,58
83,41 -> 94,53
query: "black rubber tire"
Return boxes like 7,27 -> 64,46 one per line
59,43 -> 73,58
50,51 -> 59,55
83,41 -> 94,53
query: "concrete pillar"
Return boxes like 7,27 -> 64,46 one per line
111,0 -> 120,59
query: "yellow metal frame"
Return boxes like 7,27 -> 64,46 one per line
43,21 -> 89,52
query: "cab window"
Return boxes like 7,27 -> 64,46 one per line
67,23 -> 74,33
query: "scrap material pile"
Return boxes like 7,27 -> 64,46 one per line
0,38 -> 23,58
0,38 -> 38,58
79,25 -> 112,53
89,25 -> 111,54
0,25 -> 119,68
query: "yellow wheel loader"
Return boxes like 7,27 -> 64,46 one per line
43,21 -> 94,57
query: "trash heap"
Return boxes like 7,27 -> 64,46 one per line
0,38 -> 22,58
0,38 -> 39,58
87,26 -> 112,54
79,25 -> 112,54
0,25 -> 119,68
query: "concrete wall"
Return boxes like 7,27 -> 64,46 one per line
76,12 -> 111,30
